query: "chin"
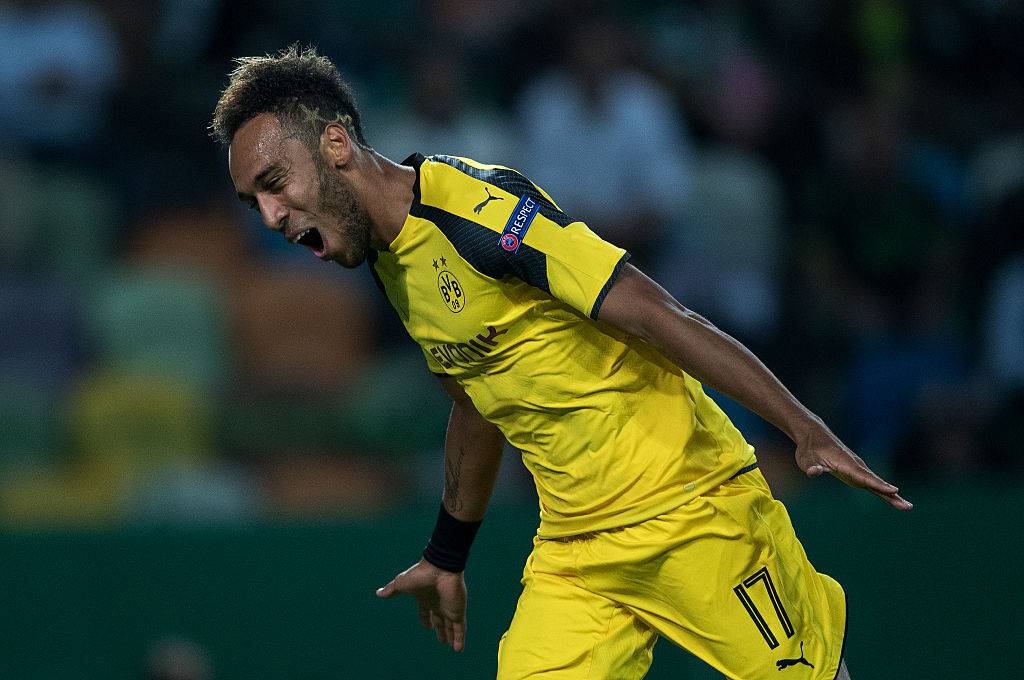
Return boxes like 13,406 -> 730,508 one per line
334,250 -> 367,269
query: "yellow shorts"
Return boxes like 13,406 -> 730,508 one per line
497,468 -> 847,679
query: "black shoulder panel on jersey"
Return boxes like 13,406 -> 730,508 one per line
430,155 -> 573,228
590,251 -> 631,319
409,201 -> 550,294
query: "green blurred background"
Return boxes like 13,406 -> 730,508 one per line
1,0 -> 1022,677
1,485 -> 1020,678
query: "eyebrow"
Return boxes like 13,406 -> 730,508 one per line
236,163 -> 284,202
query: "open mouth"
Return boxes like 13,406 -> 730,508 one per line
290,227 -> 327,258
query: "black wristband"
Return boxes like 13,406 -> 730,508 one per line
422,503 -> 482,573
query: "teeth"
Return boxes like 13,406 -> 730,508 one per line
290,228 -> 313,244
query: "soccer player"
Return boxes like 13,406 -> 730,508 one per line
211,46 -> 911,680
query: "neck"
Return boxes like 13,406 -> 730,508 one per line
354,150 -> 416,251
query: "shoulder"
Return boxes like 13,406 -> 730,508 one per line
423,154 -> 514,188
422,154 -> 571,227
404,155 -> 560,290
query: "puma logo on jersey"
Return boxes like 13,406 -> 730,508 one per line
474,187 -> 504,214
776,641 -> 814,671
428,325 -> 508,369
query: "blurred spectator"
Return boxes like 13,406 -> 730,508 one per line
893,381 -> 991,480
0,279 -> 84,390
423,0 -> 536,53
376,50 -> 512,163
0,0 -> 120,153
0,158 -> 119,284
0,278 -> 84,473
983,253 -> 1024,390
969,132 -> 1024,213
656,144 -> 785,343
85,270 -> 230,394
0,156 -> 38,272
514,15 -> 694,265
149,0 -> 222,67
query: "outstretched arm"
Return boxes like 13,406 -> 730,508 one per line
598,263 -> 912,511
376,374 -> 506,651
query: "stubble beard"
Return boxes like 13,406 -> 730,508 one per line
315,159 -> 373,268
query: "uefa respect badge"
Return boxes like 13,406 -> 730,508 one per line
499,195 -> 539,254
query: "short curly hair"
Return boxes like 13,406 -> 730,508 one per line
210,44 -> 368,151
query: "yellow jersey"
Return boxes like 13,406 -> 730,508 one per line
370,154 -> 755,537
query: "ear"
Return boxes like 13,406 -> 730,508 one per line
320,122 -> 353,168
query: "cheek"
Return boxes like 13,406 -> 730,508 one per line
295,186 -> 320,211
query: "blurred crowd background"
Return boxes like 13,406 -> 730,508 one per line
2,0 -> 1022,527
1,0 -> 1022,677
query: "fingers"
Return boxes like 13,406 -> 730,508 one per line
849,464 -> 898,495
839,463 -> 913,509
432,614 -> 465,652
429,612 -> 455,647
376,561 -> 467,651
431,612 -> 445,644
808,452 -> 914,511
805,464 -> 825,477
869,487 -> 914,511
452,620 -> 466,652
375,579 -> 398,598
419,607 -> 464,651
426,612 -> 465,651
417,603 -> 431,629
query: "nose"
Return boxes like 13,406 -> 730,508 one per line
256,194 -> 289,232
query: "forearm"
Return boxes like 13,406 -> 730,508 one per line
599,265 -> 911,509
441,400 -> 505,522
642,304 -> 820,442
599,265 -> 821,443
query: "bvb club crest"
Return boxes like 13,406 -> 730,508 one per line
437,269 -> 466,313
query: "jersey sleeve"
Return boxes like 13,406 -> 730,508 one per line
418,155 -> 630,318
523,214 -> 630,318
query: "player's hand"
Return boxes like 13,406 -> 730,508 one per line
376,558 -> 468,651
794,423 -> 913,511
